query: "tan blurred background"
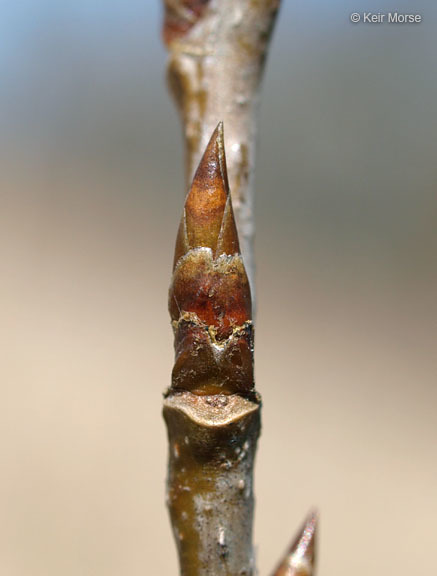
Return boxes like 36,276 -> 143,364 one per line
1,1 -> 436,574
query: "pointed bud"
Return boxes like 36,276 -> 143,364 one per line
173,122 -> 240,267
169,123 -> 254,396
272,510 -> 318,576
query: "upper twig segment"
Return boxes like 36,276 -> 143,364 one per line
272,510 -> 318,576
169,123 -> 254,396
162,0 -> 282,299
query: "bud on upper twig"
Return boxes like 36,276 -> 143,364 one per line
272,510 -> 318,576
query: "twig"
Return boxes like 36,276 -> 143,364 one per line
162,4 -> 319,575
164,124 -> 260,575
162,0 -> 281,297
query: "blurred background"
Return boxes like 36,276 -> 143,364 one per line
1,1 -> 436,574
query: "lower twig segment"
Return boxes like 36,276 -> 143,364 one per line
164,392 -> 260,575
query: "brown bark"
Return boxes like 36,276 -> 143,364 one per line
163,393 -> 260,575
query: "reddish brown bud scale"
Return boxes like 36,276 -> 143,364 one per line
169,123 -> 254,395
170,251 -> 251,338
272,511 -> 318,576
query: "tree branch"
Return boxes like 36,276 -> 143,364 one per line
161,4 -> 319,575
